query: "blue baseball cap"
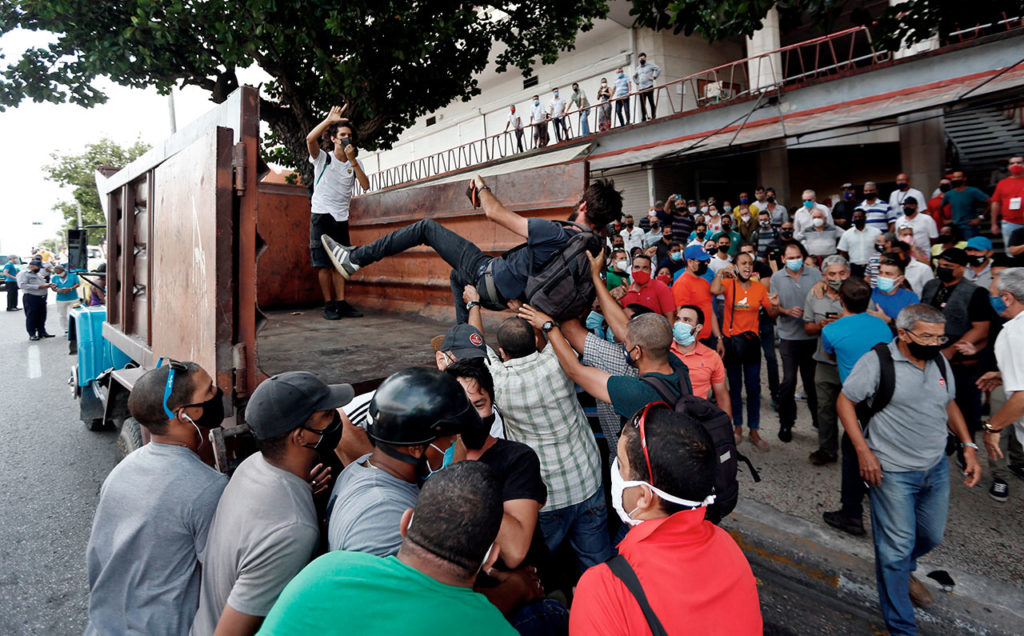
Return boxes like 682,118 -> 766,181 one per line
684,245 -> 710,261
965,236 -> 992,251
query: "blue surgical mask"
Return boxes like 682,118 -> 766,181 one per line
876,276 -> 897,293
739,197 -> 749,204
534,99 -> 539,106
425,439 -> 457,479
843,192 -> 853,200
669,251 -> 682,262
723,205 -> 733,213
785,257 -> 804,272
585,311 -> 604,330
673,322 -> 696,346
803,200 -> 814,209
991,294 -> 1007,316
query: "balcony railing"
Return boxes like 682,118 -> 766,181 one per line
369,17 -> 1022,191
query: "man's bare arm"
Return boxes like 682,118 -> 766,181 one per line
474,176 -> 529,238
588,250 -> 629,342
519,305 -> 612,403
306,105 -> 348,158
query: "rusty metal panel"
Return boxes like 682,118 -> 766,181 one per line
149,127 -> 235,383
254,183 -> 320,308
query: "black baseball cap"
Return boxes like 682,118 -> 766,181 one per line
903,196 -> 918,206
937,247 -> 970,267
437,324 -> 486,360
245,371 -> 354,440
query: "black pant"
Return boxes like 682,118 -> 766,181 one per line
349,219 -> 491,324
5,280 -> 18,310
759,317 -> 780,400
840,432 -> 867,519
952,361 -> 984,436
23,294 -> 47,337
779,339 -> 818,429
514,129 -> 524,152
638,88 -> 656,121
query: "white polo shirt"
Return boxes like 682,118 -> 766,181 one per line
837,225 -> 881,265
994,311 -> 1024,446
896,211 -> 938,254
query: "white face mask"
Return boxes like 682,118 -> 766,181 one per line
812,217 -> 825,228
609,458 -> 715,526
740,215 -> 751,223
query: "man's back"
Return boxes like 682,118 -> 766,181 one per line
490,218 -> 574,301
486,345 -> 601,511
86,443 -> 226,636
192,453 -> 318,635
327,453 -> 420,556
258,552 -> 517,636
822,313 -> 893,382
569,510 -> 761,635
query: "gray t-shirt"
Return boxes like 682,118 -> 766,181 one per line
803,291 -> 844,365
85,443 -> 227,636
841,340 -> 955,472
327,453 -> 420,557
770,266 -> 823,340
192,453 -> 318,635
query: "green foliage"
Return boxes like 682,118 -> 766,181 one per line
2,0 -> 610,182
43,137 -> 150,242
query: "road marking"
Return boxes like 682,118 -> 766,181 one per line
27,346 -> 41,379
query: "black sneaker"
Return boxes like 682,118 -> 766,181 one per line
29,335 -> 40,341
321,235 -> 360,280
336,300 -> 363,318
1008,463 -> 1024,482
39,332 -> 56,338
823,509 -> 866,536
989,477 -> 1008,503
322,302 -> 342,321
778,425 -> 793,443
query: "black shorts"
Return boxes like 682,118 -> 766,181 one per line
310,213 -> 350,269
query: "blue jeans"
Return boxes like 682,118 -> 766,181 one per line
870,458 -> 950,635
509,599 -> 568,636
614,98 -> 629,126
579,108 -> 590,136
1002,220 -> 1024,249
538,487 -> 614,571
725,356 -> 761,430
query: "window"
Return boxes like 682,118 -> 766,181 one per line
425,116 -> 437,127
523,76 -> 539,89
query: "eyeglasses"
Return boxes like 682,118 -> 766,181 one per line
159,359 -> 189,419
627,402 -> 668,480
905,330 -> 949,345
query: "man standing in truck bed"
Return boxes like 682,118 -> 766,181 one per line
306,105 -> 370,320
321,175 -> 623,324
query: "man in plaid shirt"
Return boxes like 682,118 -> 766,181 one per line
465,291 -> 613,570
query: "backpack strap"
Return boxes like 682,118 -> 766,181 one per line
314,152 -> 331,187
640,375 -> 679,406
857,343 -> 895,436
605,555 -> 669,636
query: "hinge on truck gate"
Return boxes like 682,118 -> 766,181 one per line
232,142 -> 247,195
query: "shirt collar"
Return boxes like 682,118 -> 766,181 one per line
619,508 -> 709,548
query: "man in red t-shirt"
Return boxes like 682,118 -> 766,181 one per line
569,405 -> 762,635
620,254 -> 675,322
671,245 -> 724,354
991,154 -> 1024,248
928,176 -> 953,229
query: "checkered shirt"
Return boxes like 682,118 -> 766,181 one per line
582,333 -> 637,461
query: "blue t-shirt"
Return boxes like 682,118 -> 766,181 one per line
491,218 -> 574,301
822,313 -> 893,382
941,187 -> 989,227
871,287 -> 918,325
2,262 -> 17,282
51,272 -> 80,301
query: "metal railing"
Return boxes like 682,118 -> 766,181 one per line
368,18 -> 1020,191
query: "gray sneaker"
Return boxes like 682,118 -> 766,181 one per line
321,235 -> 360,280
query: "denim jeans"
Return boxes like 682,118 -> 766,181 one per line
514,128 -> 525,152
614,98 -> 629,126
759,317 -> 780,401
840,433 -> 867,519
870,458 -> 950,635
1001,220 -> 1024,250
538,487 -> 614,571
815,363 -> 841,455
579,108 -> 590,136
552,116 -> 569,142
779,339 -> 819,429
725,356 -> 761,430
509,599 -> 569,636
349,219 -> 491,324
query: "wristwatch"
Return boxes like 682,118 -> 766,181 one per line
982,419 -> 1000,433
541,320 -> 558,333
466,301 -> 480,311
962,441 -> 979,451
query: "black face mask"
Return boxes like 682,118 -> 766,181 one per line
767,196 -> 776,203
718,245 -> 730,254
183,388 -> 225,429
695,261 -> 709,276
305,411 -> 343,453
780,230 -> 793,239
722,225 -> 732,232
904,207 -> 917,216
705,247 -> 717,256
696,230 -> 706,238
969,255 -> 986,267
865,192 -> 877,201
936,266 -> 956,283
481,412 -> 497,428
875,244 -> 885,253
939,183 -> 952,193
853,218 -> 866,229
951,179 -> 964,188
906,340 -> 943,361
897,183 -> 908,191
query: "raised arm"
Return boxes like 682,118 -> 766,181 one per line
474,176 -> 529,238
519,305 -> 612,403
588,250 -> 629,342
306,105 -> 348,158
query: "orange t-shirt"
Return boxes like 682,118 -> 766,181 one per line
671,272 -> 714,339
670,341 -> 726,398
721,279 -> 770,337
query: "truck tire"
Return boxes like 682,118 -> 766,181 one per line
118,418 -> 143,458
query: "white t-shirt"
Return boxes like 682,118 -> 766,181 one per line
888,187 -> 926,215
904,258 -> 934,297
308,151 -> 365,222
620,227 -> 645,253
837,225 -> 881,265
793,204 -> 833,239
896,211 -> 938,254
508,111 -> 522,129
530,103 -> 546,124
708,254 -> 732,274
549,96 -> 567,118
994,311 -> 1024,446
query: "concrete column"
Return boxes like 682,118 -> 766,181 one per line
757,145 -> 790,205
746,7 -> 781,93
899,109 -> 945,194
890,0 -> 939,59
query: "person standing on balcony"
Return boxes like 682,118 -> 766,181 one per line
570,82 -> 590,136
306,105 -> 370,321
529,95 -> 548,149
632,52 -> 661,122
596,78 -> 613,132
504,105 -> 524,153
548,88 -> 569,143
888,173 -> 926,217
990,155 -> 1024,247
612,68 -> 631,127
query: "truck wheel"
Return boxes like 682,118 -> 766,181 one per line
118,418 -> 143,457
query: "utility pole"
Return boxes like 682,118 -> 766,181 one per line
168,89 -> 178,134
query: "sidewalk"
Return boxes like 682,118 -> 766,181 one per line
725,377 -> 1024,633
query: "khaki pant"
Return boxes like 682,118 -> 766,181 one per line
56,299 -> 76,333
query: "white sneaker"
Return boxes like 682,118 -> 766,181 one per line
321,235 -> 360,280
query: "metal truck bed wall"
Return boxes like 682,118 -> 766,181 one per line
101,85 -> 589,418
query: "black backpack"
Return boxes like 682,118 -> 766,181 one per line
520,221 -> 604,322
640,375 -> 761,524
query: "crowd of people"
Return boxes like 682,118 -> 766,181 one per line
4,251 -> 105,341
82,143 -> 1024,636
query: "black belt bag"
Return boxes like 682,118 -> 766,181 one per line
475,260 -> 508,311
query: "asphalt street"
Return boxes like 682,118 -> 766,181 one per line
0,302 -> 120,635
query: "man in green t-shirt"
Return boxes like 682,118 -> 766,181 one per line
258,462 -> 518,636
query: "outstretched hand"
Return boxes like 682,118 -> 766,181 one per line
518,304 -> 552,331
463,285 -> 480,304
976,371 -> 1003,392
326,104 -> 349,123
588,248 -> 605,279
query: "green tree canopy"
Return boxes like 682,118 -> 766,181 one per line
44,137 -> 150,243
2,0 -> 610,182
